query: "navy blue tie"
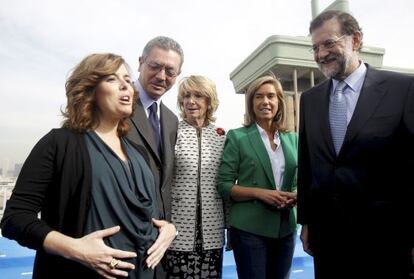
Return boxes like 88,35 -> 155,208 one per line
148,102 -> 161,154
329,81 -> 347,154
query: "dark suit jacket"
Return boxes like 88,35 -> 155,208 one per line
127,99 -> 178,222
297,65 -> 414,273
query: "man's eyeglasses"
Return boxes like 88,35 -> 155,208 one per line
309,35 -> 346,54
144,60 -> 179,78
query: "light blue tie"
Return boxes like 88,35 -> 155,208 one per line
329,81 -> 347,154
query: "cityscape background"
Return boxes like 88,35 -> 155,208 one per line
1,0 -> 414,176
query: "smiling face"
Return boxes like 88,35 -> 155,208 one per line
183,91 -> 209,127
311,18 -> 361,80
138,46 -> 182,100
95,64 -> 134,123
252,83 -> 279,126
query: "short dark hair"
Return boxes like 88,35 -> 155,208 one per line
142,36 -> 184,69
310,10 -> 363,49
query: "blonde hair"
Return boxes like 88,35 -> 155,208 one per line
177,75 -> 219,123
62,53 -> 136,136
244,75 -> 288,132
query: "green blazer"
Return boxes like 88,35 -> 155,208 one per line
217,125 -> 298,238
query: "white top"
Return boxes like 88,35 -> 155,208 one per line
256,124 -> 285,190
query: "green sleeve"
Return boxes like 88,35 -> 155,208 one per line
217,129 -> 240,201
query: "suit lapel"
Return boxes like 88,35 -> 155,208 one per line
247,125 -> 276,188
130,99 -> 161,163
314,81 -> 337,155
343,67 -> 387,151
160,103 -> 174,175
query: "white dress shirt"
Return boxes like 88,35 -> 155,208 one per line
256,124 -> 285,190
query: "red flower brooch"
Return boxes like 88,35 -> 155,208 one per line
216,127 -> 226,136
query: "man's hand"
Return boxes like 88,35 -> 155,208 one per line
146,219 -> 177,269
300,224 -> 313,256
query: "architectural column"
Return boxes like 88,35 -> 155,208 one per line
293,68 -> 299,131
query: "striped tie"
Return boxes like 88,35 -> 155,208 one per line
329,81 -> 347,154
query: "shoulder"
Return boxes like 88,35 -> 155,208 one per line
26,128 -> 87,167
281,131 -> 298,139
227,126 -> 253,138
161,103 -> 178,121
302,79 -> 330,98
367,66 -> 413,83
38,128 -> 82,146
178,120 -> 191,130
280,131 -> 298,146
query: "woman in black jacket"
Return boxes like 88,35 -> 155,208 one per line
1,53 -> 166,279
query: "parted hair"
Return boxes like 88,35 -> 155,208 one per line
177,75 -> 219,124
244,75 -> 288,132
310,10 -> 363,50
62,53 -> 136,136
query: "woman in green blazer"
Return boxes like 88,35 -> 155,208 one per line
218,75 -> 298,279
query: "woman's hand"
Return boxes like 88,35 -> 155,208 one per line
255,188 -> 296,208
284,191 -> 297,207
44,226 -> 137,279
145,219 -> 177,269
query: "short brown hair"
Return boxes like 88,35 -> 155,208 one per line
177,75 -> 219,123
244,75 -> 288,132
62,53 -> 136,136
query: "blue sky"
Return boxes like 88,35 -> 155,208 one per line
1,0 -> 413,171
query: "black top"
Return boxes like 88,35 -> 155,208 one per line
0,128 -> 153,278
85,131 -> 158,279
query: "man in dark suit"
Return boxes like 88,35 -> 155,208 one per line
297,10 -> 414,279
127,36 -> 183,276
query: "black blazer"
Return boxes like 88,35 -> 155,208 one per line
297,65 -> 414,245
127,98 -> 178,221
0,128 -> 150,279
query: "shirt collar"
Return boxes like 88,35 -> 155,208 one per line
135,80 -> 161,110
256,123 -> 281,146
332,62 -> 367,93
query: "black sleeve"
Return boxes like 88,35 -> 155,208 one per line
0,130 -> 57,250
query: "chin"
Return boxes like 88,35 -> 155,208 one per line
120,110 -> 132,118
320,66 -> 339,79
149,86 -> 166,96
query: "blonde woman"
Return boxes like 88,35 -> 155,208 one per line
166,75 -> 226,278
